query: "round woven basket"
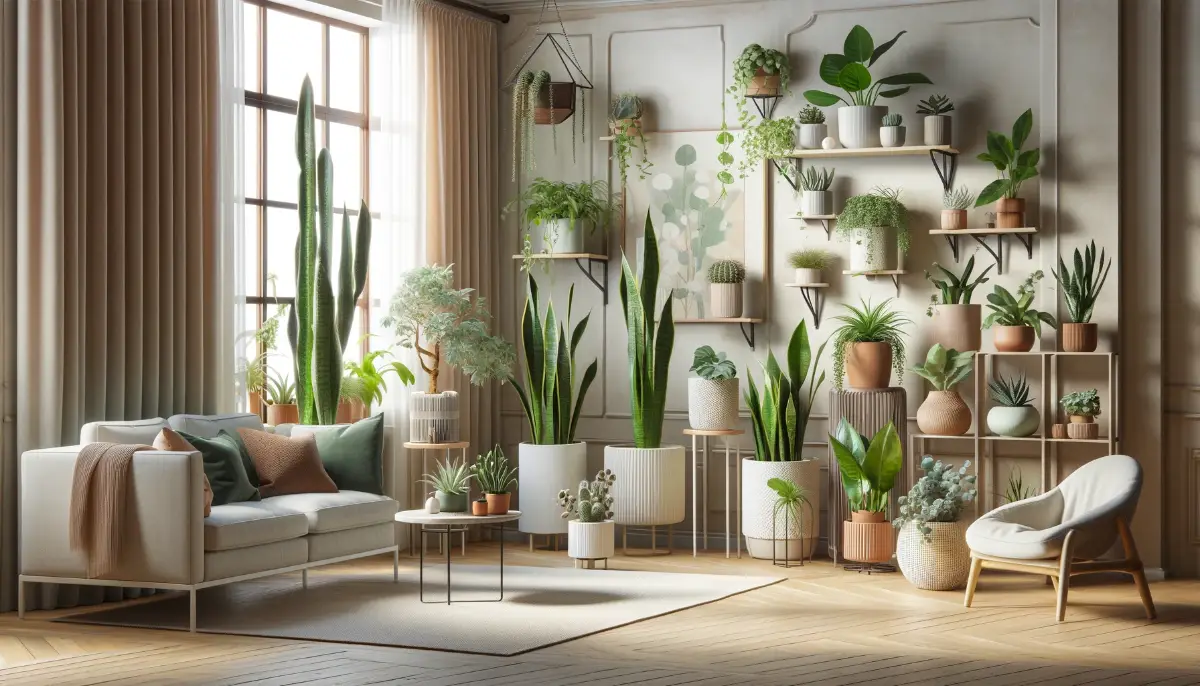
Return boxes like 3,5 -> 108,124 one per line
896,520 -> 972,591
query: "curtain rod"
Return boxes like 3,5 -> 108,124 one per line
432,0 -> 510,23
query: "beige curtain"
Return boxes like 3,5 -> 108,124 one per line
421,1 -> 501,450
2,0 -> 228,612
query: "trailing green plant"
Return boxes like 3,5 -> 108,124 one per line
510,275 -> 599,446
1060,389 -> 1101,417
738,116 -> 797,179
512,70 -> 535,180
1003,466 -> 1037,504
420,457 -> 472,496
916,94 -> 954,116
287,76 -> 372,425
1052,240 -> 1112,324
909,344 -> 974,391
924,256 -> 994,314
788,248 -> 833,270
829,419 -> 903,513
882,113 -> 902,127
803,25 -> 932,107
343,343 -> 416,412
797,105 -> 826,125
830,298 -> 911,389
557,468 -> 616,523
265,370 -> 297,405
609,94 -> 653,183
504,178 -> 617,263
708,259 -> 746,284
943,185 -> 973,210
982,271 -> 1057,336
768,477 -> 812,534
744,320 -> 827,462
715,115 -> 736,201
728,44 -> 791,127
799,166 -> 834,192
470,444 -> 518,495
690,346 -> 737,381
835,189 -> 910,259
620,212 -> 675,449
893,456 -> 977,542
975,108 -> 1040,206
382,264 -> 515,394
988,371 -> 1033,408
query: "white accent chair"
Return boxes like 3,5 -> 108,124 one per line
963,454 -> 1155,622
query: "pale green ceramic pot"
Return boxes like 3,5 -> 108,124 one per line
436,491 -> 468,513
986,406 -> 1040,437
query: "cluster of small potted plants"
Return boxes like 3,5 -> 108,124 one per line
419,445 -> 518,516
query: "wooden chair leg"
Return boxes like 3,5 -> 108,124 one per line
964,556 -> 983,608
1116,517 -> 1157,620
1055,530 -> 1076,622
1049,575 -> 1059,592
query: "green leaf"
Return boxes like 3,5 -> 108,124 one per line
1011,166 -> 1039,183
716,171 -> 734,185
804,90 -> 845,107
717,151 -> 734,165
876,72 -> 932,86
1012,108 -> 1033,150
974,179 -> 1009,207
869,30 -> 906,67
819,53 -> 849,87
986,131 -> 1011,165
878,87 -> 910,98
843,25 -> 874,63
716,131 -> 734,145
1017,148 -> 1040,168
674,144 -> 697,167
786,320 -> 811,393
831,438 -> 867,509
838,63 -> 872,92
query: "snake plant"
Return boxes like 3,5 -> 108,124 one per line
287,75 -> 371,425
620,211 -> 675,449
745,320 -> 826,462
1052,240 -> 1112,324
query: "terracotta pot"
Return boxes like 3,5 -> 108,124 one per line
843,511 -> 896,564
266,403 -> 299,426
472,500 -> 489,516
1052,423 -> 1067,438
845,342 -> 892,389
747,68 -> 781,96
533,82 -> 577,125
940,209 -> 968,231
486,493 -> 511,515
992,325 -> 1035,352
1066,418 -> 1099,439
248,391 -> 263,416
995,197 -> 1025,229
917,391 -> 972,436
336,400 -> 365,424
610,118 -> 641,137
930,304 -> 981,352
1061,322 -> 1098,352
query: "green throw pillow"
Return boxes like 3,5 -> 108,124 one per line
310,413 -> 385,494
179,430 -> 261,505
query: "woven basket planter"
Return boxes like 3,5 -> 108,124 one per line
1067,417 -> 1099,439
897,520 -> 972,590
409,391 -> 460,443
687,378 -> 739,430
842,511 -> 895,564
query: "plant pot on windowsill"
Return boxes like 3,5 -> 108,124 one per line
249,391 -> 263,416
533,81 -> 577,125
1061,322 -> 1098,352
1066,415 -> 1099,439
336,399 -> 365,424
992,325 -> 1035,352
410,390 -> 460,443
266,403 -> 299,426
843,511 -> 895,564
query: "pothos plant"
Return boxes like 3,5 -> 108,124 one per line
737,116 -> 797,181
609,93 -> 653,183
716,44 -> 791,202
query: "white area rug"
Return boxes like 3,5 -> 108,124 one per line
58,565 -> 782,655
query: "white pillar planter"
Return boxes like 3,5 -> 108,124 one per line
797,123 -> 827,149
879,125 -> 906,147
800,190 -> 832,217
742,458 -> 821,560
517,442 -> 588,535
409,391 -> 460,443
708,283 -> 742,318
847,227 -> 891,272
568,520 -> 615,561
687,378 -> 739,430
529,218 -> 587,254
604,445 -> 686,526
923,115 -> 952,146
794,268 -> 823,285
837,106 -> 886,148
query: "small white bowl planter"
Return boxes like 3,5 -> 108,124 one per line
837,106 -> 886,148
517,442 -> 588,536
741,458 -> 820,560
687,377 -> 739,430
529,218 -> 588,254
800,190 -> 832,217
793,268 -> 823,286
604,445 -> 686,528
987,406 -> 1040,437
568,520 -> 615,568
797,123 -> 827,149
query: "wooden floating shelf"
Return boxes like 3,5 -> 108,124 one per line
791,214 -> 836,220
1046,437 -> 1113,444
783,283 -> 829,288
843,270 -> 907,276
511,253 -> 610,305
674,318 -> 762,350
782,145 -> 959,159
929,227 -> 1038,235
931,227 -> 1037,274
511,253 -> 609,261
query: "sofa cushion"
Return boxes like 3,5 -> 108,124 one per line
205,537 -> 307,581
259,491 -> 398,534
204,502 -> 309,552
307,522 -> 395,561
237,429 -> 338,498
291,414 -> 385,494
966,490 -> 1067,560
169,413 -> 265,439
179,430 -> 260,506
152,428 -> 214,517
80,418 -> 168,445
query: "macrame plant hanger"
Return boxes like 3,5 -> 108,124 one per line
503,0 -> 593,125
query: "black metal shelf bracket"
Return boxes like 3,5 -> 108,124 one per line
857,272 -> 903,297
798,287 -> 826,329
574,257 -> 609,305
942,235 -> 961,262
942,232 -> 1035,276
739,321 -> 756,350
746,94 -> 781,120
929,149 -> 959,192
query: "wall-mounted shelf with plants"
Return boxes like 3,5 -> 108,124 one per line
510,253 -> 609,304
929,227 -> 1037,274
777,145 -> 960,192
675,318 -> 765,350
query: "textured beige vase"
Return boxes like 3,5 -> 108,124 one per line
916,391 -> 972,436
843,511 -> 896,564
930,304 -> 981,352
897,520 -> 972,590
940,209 -> 967,231
846,342 -> 892,389
604,445 -> 686,526
992,325 -> 1035,352
1061,322 -> 1098,352
709,283 -> 743,319
742,459 -> 820,561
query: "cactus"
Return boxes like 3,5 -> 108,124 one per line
557,469 -> 616,522
882,113 -> 902,127
288,75 -> 371,425
707,259 -> 746,284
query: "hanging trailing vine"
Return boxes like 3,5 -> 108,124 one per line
512,71 -> 535,181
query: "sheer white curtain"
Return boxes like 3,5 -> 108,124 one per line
216,0 -> 246,414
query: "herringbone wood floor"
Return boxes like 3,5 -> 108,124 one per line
2,542 -> 1199,685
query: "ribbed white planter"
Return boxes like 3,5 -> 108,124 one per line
837,106 -> 886,148
794,268 -> 823,285
604,445 -> 686,526
800,190 -> 832,217
923,115 -> 952,146
517,442 -> 588,535
742,458 -> 821,560
709,283 -> 742,318
847,227 -> 891,272
687,378 -> 739,430
568,520 -> 615,560
797,123 -> 827,149
530,218 -> 587,254
897,520 -> 972,590
880,126 -> 906,147
409,391 -> 459,443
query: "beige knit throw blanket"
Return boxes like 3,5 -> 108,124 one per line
69,442 -> 151,578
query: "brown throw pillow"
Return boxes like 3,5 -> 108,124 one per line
236,428 -> 338,498
153,428 -> 214,517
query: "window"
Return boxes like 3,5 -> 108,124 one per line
243,0 -> 371,391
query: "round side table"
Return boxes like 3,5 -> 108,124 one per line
403,441 -> 471,556
396,510 -> 521,605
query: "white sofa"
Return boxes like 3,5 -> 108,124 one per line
19,413 -> 398,631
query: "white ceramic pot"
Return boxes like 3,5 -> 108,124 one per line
604,445 -> 686,526
797,123 -> 827,150
409,391 -> 460,443
709,282 -> 742,319
568,519 -> 615,560
897,520 -> 972,590
987,406 -> 1040,438
837,106 -> 887,148
794,268 -> 822,285
742,458 -> 820,560
800,190 -> 832,217
517,442 -> 588,535
880,126 -> 906,147
529,218 -> 587,254
924,115 -> 952,146
847,227 -> 891,272
688,377 -> 739,430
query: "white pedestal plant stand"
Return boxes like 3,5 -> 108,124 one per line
684,429 -> 744,559
604,445 -> 686,555
404,440 -> 471,557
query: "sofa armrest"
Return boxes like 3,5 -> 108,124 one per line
20,447 -> 205,585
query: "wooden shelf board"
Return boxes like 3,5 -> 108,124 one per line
675,317 -> 764,324
981,351 -> 1117,357
982,435 -> 1045,442
782,145 -> 959,160
511,253 -> 609,261
912,433 -> 977,440
1046,437 -> 1113,444
783,283 -> 830,288
843,270 -> 907,276
929,227 -> 1038,235
792,214 -> 837,220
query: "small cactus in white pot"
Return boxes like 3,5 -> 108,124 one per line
688,346 -> 739,430
880,113 -> 905,147
558,469 -> 617,567
708,259 -> 745,318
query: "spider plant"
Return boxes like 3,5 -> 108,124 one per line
830,298 -> 911,389
768,477 -> 812,535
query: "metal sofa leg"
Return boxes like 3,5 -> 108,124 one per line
189,589 -> 197,633
17,578 -> 25,619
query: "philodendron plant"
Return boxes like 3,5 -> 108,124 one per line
803,26 -> 932,107
982,271 -> 1057,336
974,109 -> 1040,207
620,212 -> 675,449
829,419 -> 903,514
744,321 -> 827,462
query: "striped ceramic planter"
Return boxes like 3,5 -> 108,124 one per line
742,458 -> 821,560
843,511 -> 896,564
603,445 -> 686,526
568,520 -> 615,561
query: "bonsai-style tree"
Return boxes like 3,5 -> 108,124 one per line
382,264 -> 514,394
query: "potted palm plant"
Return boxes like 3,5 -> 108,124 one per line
880,113 -> 905,147
982,271 -> 1057,352
421,457 -> 473,513
830,420 -> 903,564
894,456 -> 977,590
803,25 -> 931,149
708,259 -> 745,319
604,213 -> 685,532
505,178 -> 616,258
383,264 -> 515,443
837,187 -> 908,273
743,321 -> 827,560
510,275 -> 598,536
1052,240 -> 1112,352
264,370 -> 299,426
471,444 -> 518,514
558,469 -> 617,568
974,109 -> 1040,229
796,105 -> 827,149
789,248 -> 832,286
911,344 -> 974,437
925,256 -> 994,352
941,185 -> 972,230
987,371 -> 1039,437
830,298 -> 911,390
610,93 -> 653,183
1061,389 -> 1101,439
798,166 -> 834,217
688,346 -> 739,431
917,94 -> 954,146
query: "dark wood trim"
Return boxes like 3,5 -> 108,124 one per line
245,91 -> 367,127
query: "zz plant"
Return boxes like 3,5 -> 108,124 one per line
620,212 -> 675,449
982,271 -> 1057,336
975,109 -> 1040,207
804,26 -> 932,107
924,256 -> 994,314
1052,240 -> 1112,324
829,419 -> 903,513
894,456 -> 977,542
744,321 -> 827,463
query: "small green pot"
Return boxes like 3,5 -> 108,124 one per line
436,490 -> 468,513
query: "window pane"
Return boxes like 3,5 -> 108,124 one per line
329,27 -> 362,113
245,107 -> 261,199
266,9 -> 323,103
243,3 -> 260,92
266,110 -> 297,202
266,335 -> 295,391
244,204 -> 261,296
266,206 -> 298,298
329,123 -> 362,207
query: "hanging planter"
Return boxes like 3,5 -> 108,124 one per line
534,81 -> 577,125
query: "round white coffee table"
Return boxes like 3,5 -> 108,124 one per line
395,510 -> 521,605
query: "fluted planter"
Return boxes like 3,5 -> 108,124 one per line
1061,322 -> 1098,352
940,209 -> 967,231
797,123 -> 827,149
837,106 -> 886,149
517,442 -> 588,535
688,378 -> 739,430
916,391 -> 972,436
568,520 -> 615,561
742,458 -> 820,560
842,511 -> 895,564
709,283 -> 743,318
409,391 -> 460,443
995,197 -> 1026,229
992,325 -> 1035,352
604,445 -> 686,526
987,406 -> 1040,437
529,218 -> 587,254
801,190 -> 832,217
879,125 -> 905,147
266,403 -> 299,426
1067,415 -> 1099,439
923,115 -> 952,146
794,268 -> 823,286
930,304 -> 982,352
897,520 -> 972,590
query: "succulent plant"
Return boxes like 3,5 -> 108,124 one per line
609,92 -> 644,121
799,166 -> 834,192
943,185 -> 973,210
797,105 -> 825,125
882,113 -> 903,127
916,94 -> 954,116
708,259 -> 746,284
421,457 -> 473,496
557,469 -> 616,522
989,371 -> 1033,408
894,456 -> 977,542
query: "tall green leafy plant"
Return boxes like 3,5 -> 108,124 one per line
803,26 -> 932,107
287,75 -> 372,425
619,212 -> 675,449
974,109 -> 1040,206
829,419 -> 903,513
1052,240 -> 1112,324
744,321 -> 827,462
510,275 -> 599,445
982,271 -> 1057,335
